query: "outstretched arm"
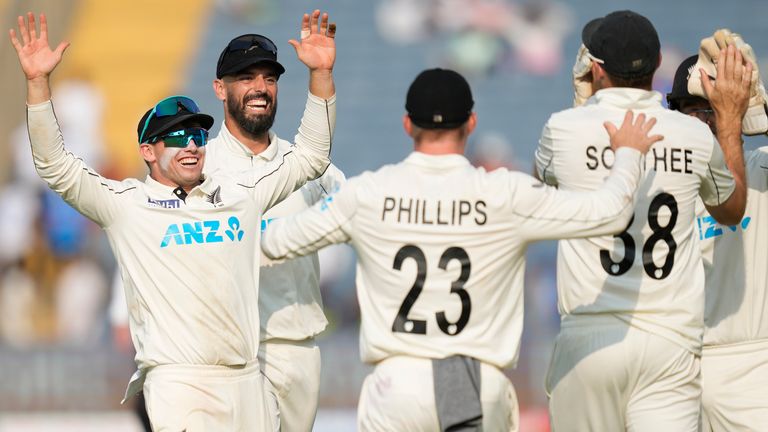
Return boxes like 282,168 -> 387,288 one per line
9,12 -> 69,104
289,9 -> 336,99
9,12 -> 121,227
521,112 -> 663,241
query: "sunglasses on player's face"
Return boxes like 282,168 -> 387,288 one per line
150,127 -> 209,148
139,96 -> 202,143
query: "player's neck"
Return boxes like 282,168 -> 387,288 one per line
413,140 -> 465,156
226,119 -> 270,155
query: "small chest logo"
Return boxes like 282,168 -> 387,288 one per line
160,216 -> 244,248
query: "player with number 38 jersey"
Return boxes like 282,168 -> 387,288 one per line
263,68 -> 663,432
535,11 -> 748,432
536,90 -> 734,352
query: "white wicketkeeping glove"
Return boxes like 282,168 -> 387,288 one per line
688,28 -> 768,135
572,43 -> 593,107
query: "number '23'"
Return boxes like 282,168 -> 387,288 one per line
391,245 -> 471,336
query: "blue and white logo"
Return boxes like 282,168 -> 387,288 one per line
697,215 -> 751,240
160,216 -> 244,248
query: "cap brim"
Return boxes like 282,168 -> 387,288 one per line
218,59 -> 286,78
146,113 -> 215,142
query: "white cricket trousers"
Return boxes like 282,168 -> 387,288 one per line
143,360 -> 276,432
357,356 -> 519,432
701,338 -> 768,432
546,316 -> 701,432
259,337 -> 321,432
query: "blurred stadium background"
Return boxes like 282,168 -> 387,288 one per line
0,0 -> 766,430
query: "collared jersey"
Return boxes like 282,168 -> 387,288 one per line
204,119 -> 345,341
26,94 -> 332,385
535,88 -> 736,354
698,147 -> 768,346
262,148 -> 643,368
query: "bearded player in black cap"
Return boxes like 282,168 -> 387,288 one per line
535,10 -> 751,431
668,51 -> 768,432
259,67 -> 662,431
203,10 -> 344,432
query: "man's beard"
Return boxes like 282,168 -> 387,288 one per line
227,93 -> 277,138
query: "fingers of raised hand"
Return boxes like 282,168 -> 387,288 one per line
602,121 -> 617,137
28,12 -> 38,41
320,12 -> 328,34
300,13 -> 310,39
17,15 -> 30,45
622,110 -> 635,128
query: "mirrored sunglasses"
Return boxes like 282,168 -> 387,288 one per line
151,127 -> 209,148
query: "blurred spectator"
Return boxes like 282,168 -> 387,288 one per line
468,131 -> 518,170
215,0 -> 278,25
55,258 -> 109,345
0,263 -> 37,347
375,0 -> 434,44
376,0 -> 575,77
2,76 -> 111,346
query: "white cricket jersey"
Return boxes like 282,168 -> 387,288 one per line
535,88 -> 736,354
262,148 -> 643,368
26,94 -> 333,392
204,121 -> 345,341
698,147 -> 768,346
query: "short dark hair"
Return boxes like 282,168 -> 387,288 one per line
607,71 -> 654,89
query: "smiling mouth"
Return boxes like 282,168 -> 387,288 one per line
179,157 -> 199,167
244,96 -> 270,114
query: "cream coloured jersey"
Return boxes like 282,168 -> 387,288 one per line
698,147 -> 768,346
26,94 -> 332,383
204,121 -> 345,341
535,88 -> 736,354
262,148 -> 643,368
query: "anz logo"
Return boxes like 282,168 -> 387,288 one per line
697,215 -> 751,240
161,216 -> 245,248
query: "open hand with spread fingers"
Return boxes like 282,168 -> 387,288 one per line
701,44 -> 753,131
604,110 -> 664,154
289,9 -> 336,72
9,12 -> 69,82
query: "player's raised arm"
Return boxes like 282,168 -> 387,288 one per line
700,44 -> 751,225
9,12 -> 120,227
9,12 -> 69,104
519,111 -> 663,241
289,9 -> 336,99
261,179 -> 356,260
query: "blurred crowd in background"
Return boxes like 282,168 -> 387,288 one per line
0,1 -> 765,430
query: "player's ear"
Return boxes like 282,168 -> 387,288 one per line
466,112 -> 477,135
403,114 -> 413,136
213,79 -> 226,102
139,143 -> 157,164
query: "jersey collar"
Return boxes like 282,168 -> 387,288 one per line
218,121 -> 279,161
405,151 -> 471,171
593,87 -> 663,110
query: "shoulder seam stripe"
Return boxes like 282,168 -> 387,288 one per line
706,163 -> 722,205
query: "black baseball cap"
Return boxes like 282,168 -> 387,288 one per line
582,10 -> 660,79
137,96 -> 214,143
666,55 -> 705,110
216,34 -> 285,79
406,68 -> 474,129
